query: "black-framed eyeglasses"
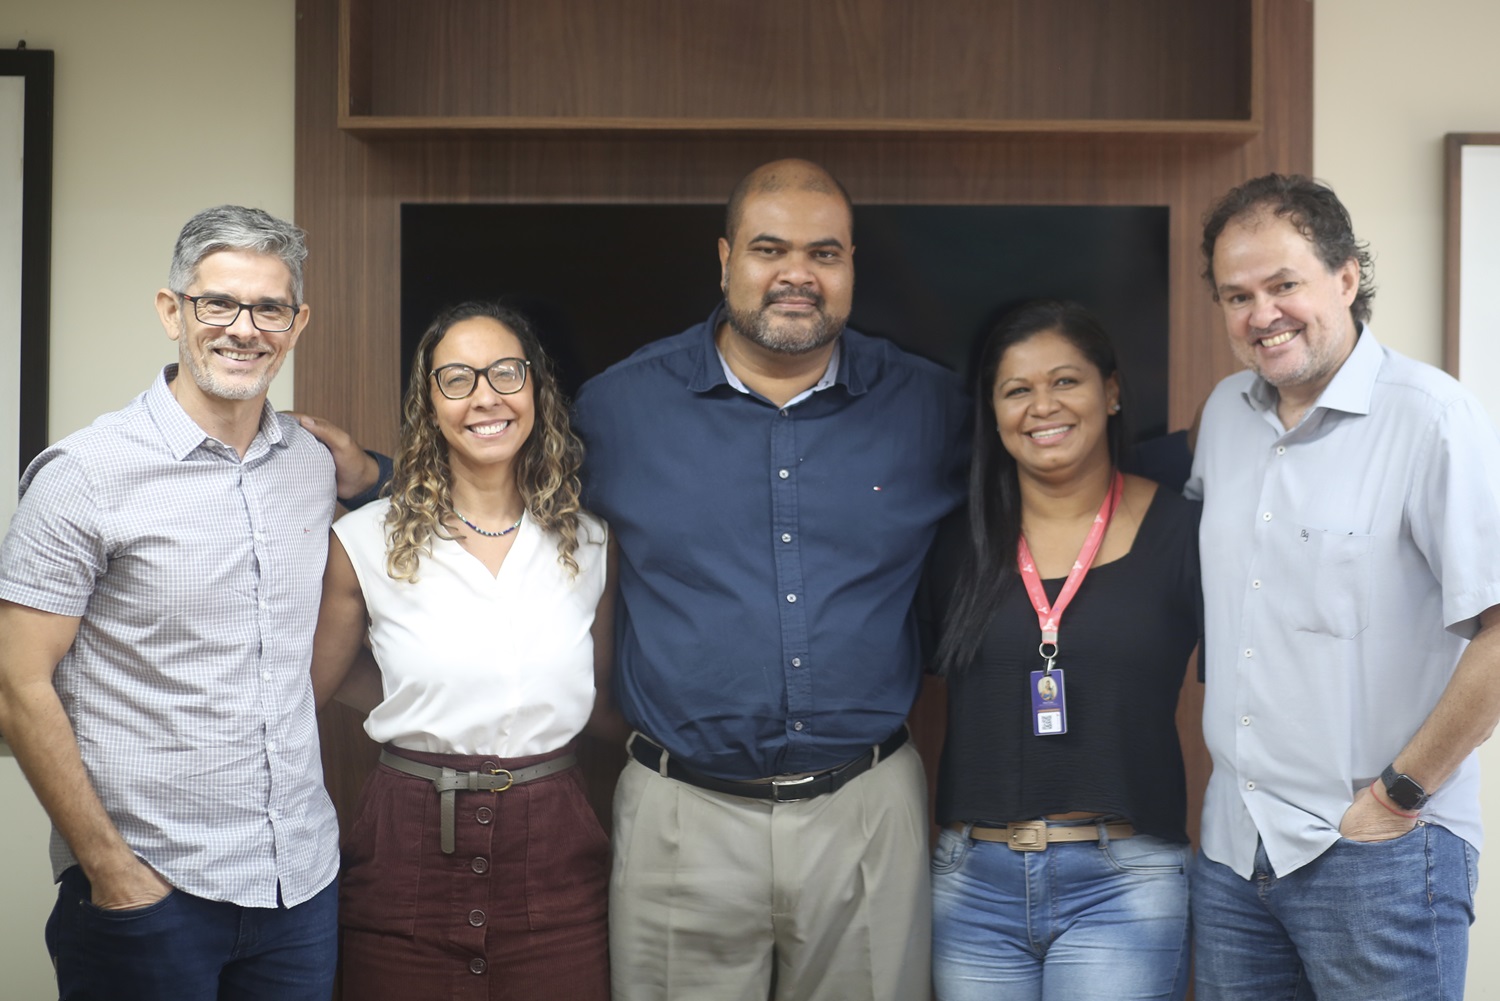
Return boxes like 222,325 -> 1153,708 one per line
431,358 -> 531,399
178,293 -> 301,333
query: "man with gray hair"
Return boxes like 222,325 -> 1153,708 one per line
0,205 -> 341,999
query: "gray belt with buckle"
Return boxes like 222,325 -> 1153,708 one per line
378,748 -> 577,854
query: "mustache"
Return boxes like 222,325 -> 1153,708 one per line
206,335 -> 268,352
761,288 -> 825,310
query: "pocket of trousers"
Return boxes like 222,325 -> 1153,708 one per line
1101,834 -> 1189,875
525,769 -> 611,931
930,826 -> 971,876
340,765 -> 426,936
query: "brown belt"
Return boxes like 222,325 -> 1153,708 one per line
952,819 -> 1136,852
379,748 -> 576,854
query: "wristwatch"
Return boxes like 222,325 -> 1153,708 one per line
1380,764 -> 1430,813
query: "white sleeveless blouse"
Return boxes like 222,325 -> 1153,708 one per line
333,499 -> 607,756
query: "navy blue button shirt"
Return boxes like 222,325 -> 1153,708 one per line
573,307 -> 969,780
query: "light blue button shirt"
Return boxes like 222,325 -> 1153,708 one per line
1186,328 -> 1500,879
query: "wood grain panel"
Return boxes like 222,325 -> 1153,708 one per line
296,0 -> 1312,940
345,0 -> 1252,128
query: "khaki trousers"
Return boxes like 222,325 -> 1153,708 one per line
610,739 -> 932,1001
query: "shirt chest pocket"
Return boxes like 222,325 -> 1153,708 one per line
1279,527 -> 1373,639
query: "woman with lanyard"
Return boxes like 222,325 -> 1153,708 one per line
922,300 -> 1202,1001
310,301 -> 617,999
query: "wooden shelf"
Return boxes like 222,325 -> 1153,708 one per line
339,0 -> 1263,140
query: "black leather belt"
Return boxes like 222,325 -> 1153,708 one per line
628,727 -> 908,803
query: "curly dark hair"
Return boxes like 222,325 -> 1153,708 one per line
1200,173 -> 1375,325
384,301 -> 585,582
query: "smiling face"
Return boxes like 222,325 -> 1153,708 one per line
157,249 -> 308,407
717,187 -> 854,356
428,316 -> 535,475
1211,209 -> 1360,402
992,329 -> 1119,483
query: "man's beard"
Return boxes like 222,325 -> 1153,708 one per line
724,287 -> 847,355
179,334 -> 279,401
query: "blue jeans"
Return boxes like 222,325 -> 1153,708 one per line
46,866 -> 338,1001
1192,824 -> 1479,1001
931,824 -> 1189,1001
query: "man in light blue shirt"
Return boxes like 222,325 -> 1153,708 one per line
1185,173 -> 1500,1001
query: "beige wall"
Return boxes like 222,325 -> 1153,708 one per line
3,0 -> 1500,997
1315,1 -> 1500,993
1,1 -> 295,996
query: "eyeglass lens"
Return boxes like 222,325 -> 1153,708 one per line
193,296 -> 297,332
435,360 -> 527,398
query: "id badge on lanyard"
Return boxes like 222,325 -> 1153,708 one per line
1016,471 -> 1122,737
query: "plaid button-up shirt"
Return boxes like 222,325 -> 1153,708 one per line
0,366 -> 340,906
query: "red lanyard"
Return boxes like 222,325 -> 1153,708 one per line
1015,470 -> 1123,672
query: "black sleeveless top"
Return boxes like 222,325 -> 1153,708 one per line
920,488 -> 1202,843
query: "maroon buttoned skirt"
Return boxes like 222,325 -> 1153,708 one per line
338,743 -> 609,1001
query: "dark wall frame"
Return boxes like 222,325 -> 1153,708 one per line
1,48 -> 53,481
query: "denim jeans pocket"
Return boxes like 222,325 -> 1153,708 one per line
79,890 -> 177,922
930,826 -> 971,875
1101,834 -> 1188,875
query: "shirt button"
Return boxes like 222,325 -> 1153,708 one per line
780,409 -> 789,417
469,909 -> 486,927
267,741 -> 278,752
259,599 -> 268,609
1241,716 -> 1252,726
1276,446 -> 1286,455
786,594 -> 797,603
1262,512 -> 1272,521
476,807 -> 494,824
253,531 -> 265,542
781,533 -> 792,543
261,670 -> 271,681
1246,781 -> 1256,791
470,958 -> 487,975
793,721 -> 804,731
791,657 -> 802,668
1244,649 -> 1253,658
779,469 -> 790,479
1252,580 -> 1262,589
471,857 -> 489,874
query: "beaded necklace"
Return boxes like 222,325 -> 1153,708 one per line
452,510 -> 523,538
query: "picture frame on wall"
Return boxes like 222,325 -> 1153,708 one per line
1444,132 -> 1500,426
0,47 -> 53,532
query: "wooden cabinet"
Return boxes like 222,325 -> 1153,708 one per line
338,0 -> 1261,138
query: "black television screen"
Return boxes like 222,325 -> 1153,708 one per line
401,203 -> 1169,439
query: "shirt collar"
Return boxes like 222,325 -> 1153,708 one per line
147,364 -> 285,461
1243,323 -> 1381,419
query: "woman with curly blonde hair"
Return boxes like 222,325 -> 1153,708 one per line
311,300 -> 617,1000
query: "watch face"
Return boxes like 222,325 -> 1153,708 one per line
1382,766 -> 1428,811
